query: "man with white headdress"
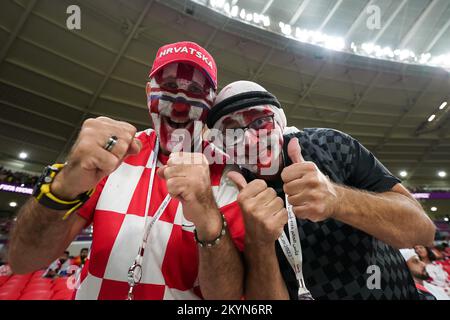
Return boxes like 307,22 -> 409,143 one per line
207,80 -> 435,300
400,249 -> 449,300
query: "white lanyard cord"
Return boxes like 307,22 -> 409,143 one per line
126,137 -> 173,300
277,195 -> 314,300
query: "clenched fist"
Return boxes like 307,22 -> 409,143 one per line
281,138 -> 338,222
157,153 -> 222,240
51,117 -> 142,200
227,171 -> 287,247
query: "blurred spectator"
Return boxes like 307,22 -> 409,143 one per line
0,218 -> 13,235
439,243 -> 450,258
0,263 -> 12,276
415,245 -> 437,263
415,245 -> 450,297
72,248 -> 89,267
0,166 -> 39,187
432,243 -> 450,259
400,249 -> 449,300
431,247 -> 445,261
43,251 -> 71,278
0,242 -> 12,276
0,242 -> 7,266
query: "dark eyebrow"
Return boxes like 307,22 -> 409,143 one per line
184,79 -> 203,87
160,76 -> 177,82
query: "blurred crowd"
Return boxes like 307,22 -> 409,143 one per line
0,169 -> 449,299
0,218 -> 13,236
409,186 -> 450,193
0,248 -> 90,300
402,244 -> 450,300
0,167 -> 38,187
1,167 -> 448,194
0,248 -> 89,278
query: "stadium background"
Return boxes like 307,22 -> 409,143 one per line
0,0 -> 449,299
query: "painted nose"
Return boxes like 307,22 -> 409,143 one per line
172,102 -> 190,114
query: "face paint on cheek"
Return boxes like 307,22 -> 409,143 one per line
151,113 -> 175,153
159,118 -> 171,152
241,128 -> 283,175
225,134 -> 265,173
257,139 -> 282,168
257,130 -> 284,176
151,113 -> 165,148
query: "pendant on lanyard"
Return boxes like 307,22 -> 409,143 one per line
277,151 -> 313,300
126,137 -> 173,300
277,196 -> 314,300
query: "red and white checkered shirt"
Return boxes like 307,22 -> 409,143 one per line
73,129 -> 245,300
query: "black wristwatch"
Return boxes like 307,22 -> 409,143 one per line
33,163 -> 94,220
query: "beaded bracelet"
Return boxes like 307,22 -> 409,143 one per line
194,213 -> 227,248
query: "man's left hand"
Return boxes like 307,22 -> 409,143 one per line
281,138 -> 339,222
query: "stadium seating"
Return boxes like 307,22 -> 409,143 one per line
0,270 -> 74,300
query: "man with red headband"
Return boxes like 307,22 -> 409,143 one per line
8,42 -> 245,300
207,80 -> 435,300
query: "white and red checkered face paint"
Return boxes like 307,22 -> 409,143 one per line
214,105 -> 285,175
147,62 -> 215,153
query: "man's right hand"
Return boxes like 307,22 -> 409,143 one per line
227,171 -> 287,247
51,117 -> 142,200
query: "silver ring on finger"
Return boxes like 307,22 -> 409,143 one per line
104,135 -> 118,152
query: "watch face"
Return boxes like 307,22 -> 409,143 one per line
32,166 -> 53,197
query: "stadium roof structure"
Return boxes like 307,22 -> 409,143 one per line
0,0 -> 449,201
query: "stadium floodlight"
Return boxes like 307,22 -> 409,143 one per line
311,31 -> 325,44
294,28 -> 304,41
383,47 -> 394,58
439,102 -> 447,110
430,53 -> 450,67
420,53 -> 431,64
230,5 -> 238,17
213,0 -> 226,9
279,22 -> 292,36
375,48 -> 384,57
196,1 -> 450,71
324,37 -> 345,51
253,13 -> 260,24
223,2 -> 230,14
239,8 -> 246,19
362,43 -> 375,55
398,49 -> 411,61
428,114 -> 436,122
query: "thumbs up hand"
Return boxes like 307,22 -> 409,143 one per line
227,171 -> 288,246
281,138 -> 338,222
